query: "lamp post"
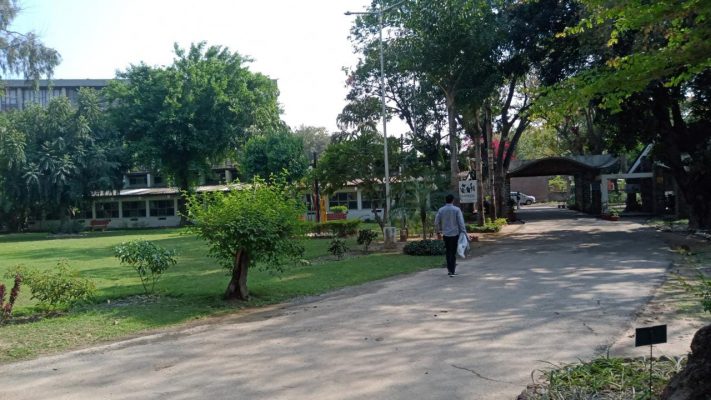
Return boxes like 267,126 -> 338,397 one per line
345,0 -> 403,229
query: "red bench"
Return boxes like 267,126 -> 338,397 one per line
89,219 -> 111,231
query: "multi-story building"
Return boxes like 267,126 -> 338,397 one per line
0,79 -> 109,111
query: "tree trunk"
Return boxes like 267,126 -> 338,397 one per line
420,207 -> 428,239
650,85 -> 711,230
446,94 -> 459,197
225,250 -> 250,300
485,104 -> 497,220
473,113 -> 485,226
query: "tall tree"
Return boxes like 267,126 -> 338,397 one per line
240,127 -> 309,183
0,0 -> 60,81
0,89 -> 124,231
542,0 -> 711,228
108,42 -> 281,204
293,125 -> 331,160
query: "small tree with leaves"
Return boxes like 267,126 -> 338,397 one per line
114,240 -> 177,295
357,229 -> 378,253
185,178 -> 305,300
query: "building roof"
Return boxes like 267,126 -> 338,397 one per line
92,184 -> 238,199
508,154 -> 619,177
2,79 -> 111,88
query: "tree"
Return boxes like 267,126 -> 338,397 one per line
315,130 -> 400,230
0,0 -> 60,81
108,42 -> 281,205
293,125 -> 331,160
0,89 -> 124,231
240,128 -> 309,183
515,124 -> 564,159
185,178 -> 305,300
541,0 -> 711,228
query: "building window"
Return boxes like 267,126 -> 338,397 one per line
361,192 -> 383,210
152,175 -> 165,187
329,192 -> 357,210
95,202 -> 119,218
2,89 -> 18,110
122,201 -> 147,218
127,174 -> 147,187
39,89 -> 48,106
23,89 -> 36,105
150,200 -> 174,217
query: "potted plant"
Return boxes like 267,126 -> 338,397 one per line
327,205 -> 348,221
602,209 -> 620,221
608,209 -> 620,221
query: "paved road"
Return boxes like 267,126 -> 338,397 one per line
0,206 -> 673,399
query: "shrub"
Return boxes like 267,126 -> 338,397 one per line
403,240 -> 446,256
314,220 -> 361,237
0,273 -> 22,322
357,229 -> 378,253
467,217 -> 508,233
114,240 -> 177,294
329,238 -> 348,260
330,205 -> 348,214
522,356 -> 684,399
12,261 -> 95,310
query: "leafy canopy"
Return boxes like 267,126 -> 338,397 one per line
108,42 -> 281,191
542,0 -> 711,111
185,178 -> 305,273
0,0 -> 60,81
241,128 -> 309,183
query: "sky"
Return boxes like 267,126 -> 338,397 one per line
11,0 -> 376,133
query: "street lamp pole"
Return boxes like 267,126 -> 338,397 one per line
377,6 -> 391,228
345,0 -> 403,228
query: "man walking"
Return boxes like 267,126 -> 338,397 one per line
434,194 -> 466,277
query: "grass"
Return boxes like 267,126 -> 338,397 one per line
521,356 -> 686,400
0,227 -> 439,362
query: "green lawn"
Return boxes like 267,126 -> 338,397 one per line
0,228 -> 439,362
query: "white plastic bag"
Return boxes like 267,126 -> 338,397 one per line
457,232 -> 470,258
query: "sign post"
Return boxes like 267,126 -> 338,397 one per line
635,324 -> 667,397
459,180 -> 477,204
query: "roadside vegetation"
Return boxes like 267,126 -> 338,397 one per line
0,227 -> 439,362
520,356 -> 685,400
520,242 -> 711,399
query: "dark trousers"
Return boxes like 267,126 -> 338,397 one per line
443,235 -> 458,274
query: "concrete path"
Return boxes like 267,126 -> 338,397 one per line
0,206 -> 675,399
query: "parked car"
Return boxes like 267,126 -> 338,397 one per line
510,191 -> 536,205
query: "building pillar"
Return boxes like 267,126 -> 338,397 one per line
146,173 -> 153,188
118,200 -> 123,219
356,190 -> 363,210
145,199 -> 151,217
225,169 -> 232,183
173,198 -> 179,217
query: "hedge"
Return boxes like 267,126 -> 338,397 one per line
403,240 -> 446,256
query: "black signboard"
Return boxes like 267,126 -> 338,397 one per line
635,325 -> 667,347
